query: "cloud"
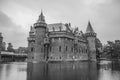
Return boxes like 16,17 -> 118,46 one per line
0,0 -> 120,47
0,11 -> 14,27
0,11 -> 28,48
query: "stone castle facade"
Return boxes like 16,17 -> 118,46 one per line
27,11 -> 99,62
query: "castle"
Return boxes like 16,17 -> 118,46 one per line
27,11 -> 100,62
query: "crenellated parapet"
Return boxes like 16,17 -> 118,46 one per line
34,22 -> 47,29
85,32 -> 96,37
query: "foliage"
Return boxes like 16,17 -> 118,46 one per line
103,40 -> 120,59
7,43 -> 15,52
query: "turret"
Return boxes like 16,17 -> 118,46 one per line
0,33 -> 3,51
34,11 -> 47,62
34,11 -> 47,28
85,21 -> 97,61
27,26 -> 35,62
0,33 -> 3,61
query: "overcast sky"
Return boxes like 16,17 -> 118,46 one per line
0,0 -> 120,48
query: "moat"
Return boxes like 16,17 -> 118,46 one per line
0,60 -> 120,80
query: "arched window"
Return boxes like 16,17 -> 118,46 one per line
71,47 -> 73,52
83,48 -> 85,53
31,47 -> 34,52
50,46 -> 52,52
81,48 -> 83,53
59,46 -> 61,52
66,46 -> 68,51
79,49 -> 81,53
86,49 -> 88,53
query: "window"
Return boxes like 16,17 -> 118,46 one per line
50,46 -> 52,52
81,48 -> 83,53
60,56 -> 61,59
31,47 -> 34,52
71,47 -> 73,52
79,49 -> 81,53
59,46 -> 61,52
86,49 -> 88,53
66,46 -> 68,51
83,48 -> 85,53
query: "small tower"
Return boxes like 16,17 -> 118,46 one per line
34,11 -> 47,62
0,33 -> 3,61
27,26 -> 36,62
85,21 -> 97,61
0,33 -> 3,50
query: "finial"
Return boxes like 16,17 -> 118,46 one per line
40,9 -> 43,16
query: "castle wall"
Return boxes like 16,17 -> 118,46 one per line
48,36 -> 88,61
75,42 -> 88,60
49,37 -> 74,61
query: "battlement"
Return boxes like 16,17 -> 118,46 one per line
34,22 -> 47,28
85,32 -> 97,37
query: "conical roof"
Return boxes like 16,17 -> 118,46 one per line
37,11 -> 46,23
86,21 -> 94,33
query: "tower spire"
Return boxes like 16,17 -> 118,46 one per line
37,10 -> 46,23
86,21 -> 94,33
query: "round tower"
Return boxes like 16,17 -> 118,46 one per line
85,21 -> 97,61
34,11 -> 47,62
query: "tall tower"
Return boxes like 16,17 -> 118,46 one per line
34,11 -> 47,62
85,21 -> 97,61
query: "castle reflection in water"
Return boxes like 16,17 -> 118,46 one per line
27,62 -> 98,80
0,61 -> 120,80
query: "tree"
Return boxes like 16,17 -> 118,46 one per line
7,43 -> 14,52
103,40 -> 120,59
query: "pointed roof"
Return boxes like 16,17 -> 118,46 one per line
86,21 -> 94,33
37,11 -> 46,23
0,32 -> 3,38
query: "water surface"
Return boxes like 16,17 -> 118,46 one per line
0,61 -> 120,80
